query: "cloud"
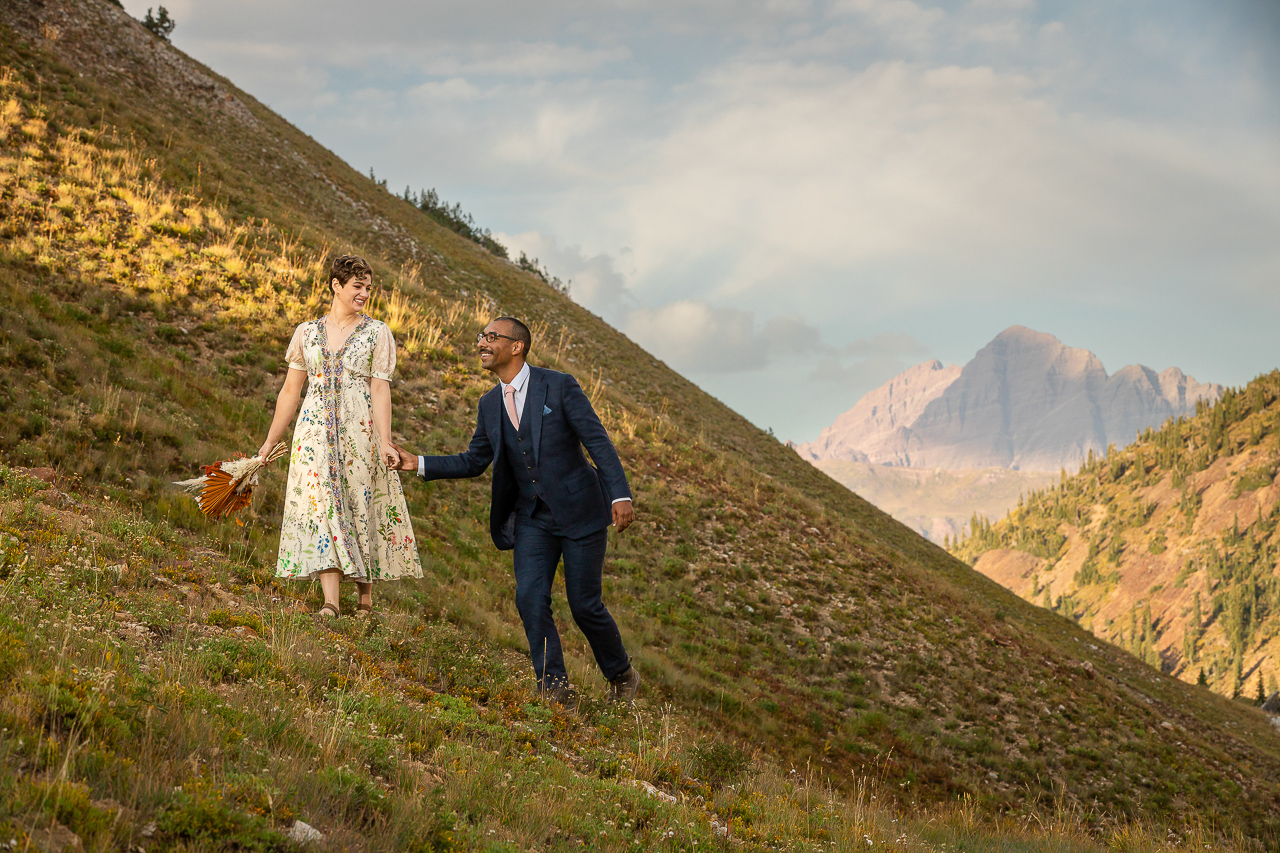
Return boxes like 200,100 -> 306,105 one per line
602,56 -> 1280,318
495,231 -> 635,320
810,353 -> 918,389
417,43 -> 633,78
408,78 -> 485,102
624,301 -> 822,373
844,332 -> 929,358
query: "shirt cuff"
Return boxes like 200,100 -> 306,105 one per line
611,497 -> 632,505
417,456 -> 425,478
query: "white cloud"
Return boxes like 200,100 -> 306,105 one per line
625,301 -> 822,373
414,43 -> 633,78
408,78 -> 485,102
592,57 -> 1280,314
495,231 -> 635,319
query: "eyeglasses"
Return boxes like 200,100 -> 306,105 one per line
476,331 -> 520,345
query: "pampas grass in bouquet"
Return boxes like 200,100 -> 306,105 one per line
175,441 -> 288,524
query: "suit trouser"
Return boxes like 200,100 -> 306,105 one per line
512,518 -> 630,686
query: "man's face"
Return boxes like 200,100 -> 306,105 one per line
477,321 -> 519,373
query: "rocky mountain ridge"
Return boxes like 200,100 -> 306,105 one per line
952,372 -> 1280,699
800,326 -> 1221,473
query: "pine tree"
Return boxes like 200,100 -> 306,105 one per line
1257,670 -> 1267,704
1197,667 -> 1208,687
141,6 -> 176,41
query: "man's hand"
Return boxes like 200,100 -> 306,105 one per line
392,443 -> 419,472
611,499 -> 634,533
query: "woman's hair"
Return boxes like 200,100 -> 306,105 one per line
329,254 -> 373,288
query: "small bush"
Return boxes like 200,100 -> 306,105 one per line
156,790 -> 287,851
195,638 -> 279,684
689,741 -> 752,789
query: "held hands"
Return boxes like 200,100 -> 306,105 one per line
381,442 -> 399,470
391,443 -> 419,472
612,499 -> 634,533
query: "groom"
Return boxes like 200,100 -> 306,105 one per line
393,317 -> 640,706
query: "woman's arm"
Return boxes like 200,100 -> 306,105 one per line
257,369 -> 307,460
370,377 -> 396,468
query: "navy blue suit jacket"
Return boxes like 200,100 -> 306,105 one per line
419,365 -> 631,550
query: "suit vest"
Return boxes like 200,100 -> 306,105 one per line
500,405 -> 557,525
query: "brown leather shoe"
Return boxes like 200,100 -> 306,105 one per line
608,666 -> 641,706
544,682 -> 581,711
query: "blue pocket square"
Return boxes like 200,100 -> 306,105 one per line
543,405 -> 552,415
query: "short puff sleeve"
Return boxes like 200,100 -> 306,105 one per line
370,322 -> 396,382
285,323 -> 308,372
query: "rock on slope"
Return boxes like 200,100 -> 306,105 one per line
800,326 -> 1220,473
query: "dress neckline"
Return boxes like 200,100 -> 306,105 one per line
321,314 -> 368,357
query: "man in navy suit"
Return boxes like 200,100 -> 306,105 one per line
393,317 -> 640,706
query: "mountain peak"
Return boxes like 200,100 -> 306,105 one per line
802,327 -> 1220,472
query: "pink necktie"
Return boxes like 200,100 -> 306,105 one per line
504,385 -> 520,430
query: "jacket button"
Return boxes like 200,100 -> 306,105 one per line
532,478 -> 537,483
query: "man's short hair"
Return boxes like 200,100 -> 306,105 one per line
329,254 -> 373,287
494,316 -> 532,355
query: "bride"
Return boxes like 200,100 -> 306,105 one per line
257,254 -> 422,616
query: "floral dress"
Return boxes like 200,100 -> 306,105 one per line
275,316 -> 423,582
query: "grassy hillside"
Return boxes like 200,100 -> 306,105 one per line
952,373 -> 1280,700
812,460 -> 1056,544
4,0 -> 1280,847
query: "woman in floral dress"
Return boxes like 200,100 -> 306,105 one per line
257,254 -> 422,616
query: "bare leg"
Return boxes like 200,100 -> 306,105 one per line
356,581 -> 373,615
318,568 -> 341,615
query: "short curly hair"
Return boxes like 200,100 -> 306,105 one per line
328,254 -> 373,288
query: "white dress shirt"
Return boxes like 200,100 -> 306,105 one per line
417,362 -> 630,505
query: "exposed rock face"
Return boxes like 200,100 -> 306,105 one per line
799,360 -> 962,464
799,326 -> 1221,472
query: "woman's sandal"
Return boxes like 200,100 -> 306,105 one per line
355,602 -> 373,619
317,603 -> 340,619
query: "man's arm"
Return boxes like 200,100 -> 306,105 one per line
560,375 -> 634,532
395,408 -> 494,480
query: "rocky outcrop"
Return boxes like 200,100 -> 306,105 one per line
800,326 -> 1221,473
798,359 -> 961,463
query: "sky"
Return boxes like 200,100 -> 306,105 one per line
124,0 -> 1280,442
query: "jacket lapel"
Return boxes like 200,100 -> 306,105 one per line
528,368 -> 548,465
482,386 -> 503,465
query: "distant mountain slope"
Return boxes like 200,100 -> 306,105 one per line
952,372 -> 1280,698
813,461 -> 1057,543
800,326 -> 1221,472
4,0 -> 1280,839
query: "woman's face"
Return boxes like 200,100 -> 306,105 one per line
332,273 -> 373,314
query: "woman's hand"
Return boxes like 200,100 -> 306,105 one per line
381,442 -> 399,469
257,440 -> 276,462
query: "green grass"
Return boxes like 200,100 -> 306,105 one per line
0,4 -> 1278,847
0,465 -> 1255,851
